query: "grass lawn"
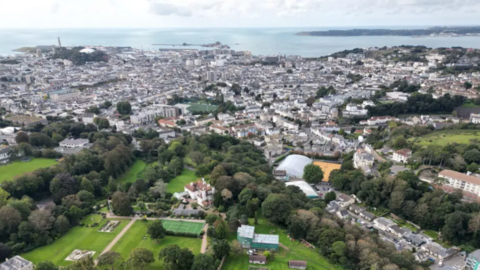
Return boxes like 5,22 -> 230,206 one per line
423,230 -> 439,239
187,103 -> 218,113
0,158 -> 57,183
98,206 -> 109,213
161,220 -> 205,235
22,218 -> 129,266
111,220 -> 202,270
81,214 -> 104,225
222,213 -> 340,270
461,102 -> 480,108
118,160 -> 146,183
167,169 -> 197,193
409,130 -> 480,146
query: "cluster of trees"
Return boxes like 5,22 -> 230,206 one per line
316,86 -> 337,99
367,93 -> 466,117
386,80 -> 421,93
116,101 -> 132,115
51,47 -> 108,66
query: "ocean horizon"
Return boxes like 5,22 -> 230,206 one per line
1,27 -> 480,57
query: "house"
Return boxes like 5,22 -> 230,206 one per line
358,210 -> 376,222
421,243 -> 456,261
392,149 -> 412,163
249,255 -> 267,265
59,138 -> 89,148
184,179 -> 215,208
373,217 -> 395,231
470,113 -> 480,124
0,145 -> 13,164
209,124 -> 230,135
237,225 -> 279,251
438,170 -> 480,201
289,260 -> 307,269
0,256 -> 33,270
158,128 -> 176,141
336,210 -> 350,219
404,233 -> 425,247
349,205 -> 365,214
366,116 -> 398,126
337,193 -> 355,208
353,149 -> 374,173
388,225 -> 406,238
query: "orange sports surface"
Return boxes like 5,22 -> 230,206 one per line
313,161 -> 341,182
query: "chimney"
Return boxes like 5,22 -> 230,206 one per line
190,182 -> 193,186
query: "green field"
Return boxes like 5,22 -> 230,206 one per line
222,214 -> 340,270
111,220 -> 202,270
187,103 -> 218,113
161,220 -> 205,235
0,158 -> 58,183
423,230 -> 439,239
460,102 -> 480,108
409,130 -> 480,146
22,218 -> 129,266
81,214 -> 103,225
167,169 -> 197,193
118,160 -> 146,183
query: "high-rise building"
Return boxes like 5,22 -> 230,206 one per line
58,37 -> 62,47
36,49 -> 43,58
466,250 -> 480,270
206,71 -> 217,82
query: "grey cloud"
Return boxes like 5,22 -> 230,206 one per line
150,2 -> 192,17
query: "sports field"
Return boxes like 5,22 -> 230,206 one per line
187,103 -> 218,113
409,130 -> 480,146
162,220 -> 205,235
0,158 -> 58,183
22,217 -> 128,266
111,220 -> 202,270
313,161 -> 341,182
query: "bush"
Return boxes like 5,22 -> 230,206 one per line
165,231 -> 200,238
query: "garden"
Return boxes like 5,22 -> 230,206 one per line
111,220 -> 202,270
0,158 -> 58,183
166,168 -> 197,193
222,214 -> 340,270
22,216 -> 129,266
117,160 -> 147,183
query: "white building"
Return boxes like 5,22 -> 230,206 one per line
184,179 -> 215,207
0,256 -> 33,270
438,170 -> 480,201
353,150 -> 374,169
392,149 -> 412,163
49,89 -> 81,101
470,113 -> 480,124
59,138 -> 89,148
373,217 -> 395,231
367,116 -> 398,126
0,145 -> 12,164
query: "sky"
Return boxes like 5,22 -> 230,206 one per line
0,0 -> 478,28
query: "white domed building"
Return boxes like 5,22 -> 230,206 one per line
276,154 -> 313,178
79,48 -> 95,54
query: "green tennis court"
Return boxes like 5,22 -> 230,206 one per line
161,220 -> 205,235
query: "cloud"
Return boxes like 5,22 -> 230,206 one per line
51,1 -> 60,13
149,1 -> 191,17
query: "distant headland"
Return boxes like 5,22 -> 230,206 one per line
296,26 -> 480,38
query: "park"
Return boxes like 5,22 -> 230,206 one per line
0,158 -> 58,183
409,129 -> 480,146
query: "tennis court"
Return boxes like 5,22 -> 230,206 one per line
161,220 -> 205,235
187,103 -> 218,113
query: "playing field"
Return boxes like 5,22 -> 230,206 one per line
0,158 -> 58,183
409,130 -> 480,146
111,220 -> 202,270
22,217 -> 128,266
313,161 -> 342,182
167,169 -> 197,193
118,160 -> 146,183
187,103 -> 218,113
162,220 -> 205,235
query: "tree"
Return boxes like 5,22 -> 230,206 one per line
29,209 -> 55,234
0,243 -> 11,262
464,82 -> 473,89
80,178 -> 94,193
97,251 -> 123,270
305,96 -> 316,107
149,181 -> 168,198
215,220 -> 228,239
324,191 -> 336,203
29,132 -> 52,147
15,131 -> 29,144
246,198 -> 260,216
8,198 -> 31,220
127,248 -> 154,270
147,220 -> 166,243
36,261 -> 59,270
116,101 -> 132,115
393,137 -> 408,149
191,254 -> 216,270
206,214 -> 220,225
159,244 -> 194,270
230,240 -> 243,255
103,101 -> 112,108
0,188 -> 10,208
262,194 -> 292,224
303,164 -> 324,184
0,206 -> 22,235
111,191 -> 132,216
167,157 -> 183,176
211,239 -> 231,259
211,165 -> 227,183
55,215 -> 70,235
468,163 -> 479,173
66,255 -> 96,270
465,149 -> 480,164
238,188 -> 253,204
263,250 -> 271,260
50,173 -> 79,203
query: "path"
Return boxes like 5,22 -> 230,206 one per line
279,242 -> 290,251
201,225 -> 208,253
100,217 -> 138,255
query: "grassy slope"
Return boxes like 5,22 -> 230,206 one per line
166,169 -> 197,193
410,130 -> 480,146
22,218 -> 129,266
111,220 -> 202,270
0,158 -> 57,183
222,214 -> 340,270
118,160 -> 147,183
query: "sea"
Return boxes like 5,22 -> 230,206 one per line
1,27 -> 480,57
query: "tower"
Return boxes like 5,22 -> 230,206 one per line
57,37 -> 62,47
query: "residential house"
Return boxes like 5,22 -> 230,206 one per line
0,145 -> 12,164
388,225 -> 406,238
249,255 -> 267,265
349,205 -> 365,214
337,193 -> 355,208
393,149 -> 412,163
421,243 -> 456,261
470,113 -> 480,124
359,210 -> 376,222
184,180 -> 215,208
158,128 -> 175,141
366,116 -> 398,126
0,256 -> 33,270
373,217 -> 395,231
438,170 -> 480,201
289,260 -> 307,270
209,124 -> 230,135
336,210 -> 350,219
466,249 -> 480,270
59,138 -> 89,148
404,233 -> 426,247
